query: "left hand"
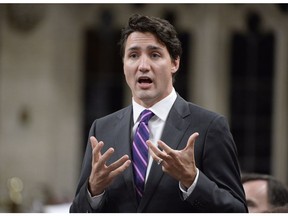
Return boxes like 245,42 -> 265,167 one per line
146,132 -> 199,188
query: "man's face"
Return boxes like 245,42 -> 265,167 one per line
243,180 -> 271,213
123,31 -> 179,107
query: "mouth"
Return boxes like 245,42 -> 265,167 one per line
138,76 -> 152,84
137,76 -> 153,89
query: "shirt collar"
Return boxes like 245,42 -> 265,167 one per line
132,88 -> 177,123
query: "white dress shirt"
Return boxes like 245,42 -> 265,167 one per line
87,88 -> 199,207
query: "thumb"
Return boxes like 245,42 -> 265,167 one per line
185,132 -> 199,151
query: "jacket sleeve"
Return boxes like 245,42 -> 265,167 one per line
185,115 -> 248,212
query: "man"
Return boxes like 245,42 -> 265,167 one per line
242,173 -> 288,213
70,14 -> 247,213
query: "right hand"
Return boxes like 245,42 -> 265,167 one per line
88,136 -> 131,196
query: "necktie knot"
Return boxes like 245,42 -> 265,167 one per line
139,109 -> 154,125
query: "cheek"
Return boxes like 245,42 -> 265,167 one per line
124,62 -> 135,74
124,67 -> 134,85
159,68 -> 174,82
123,64 -> 131,77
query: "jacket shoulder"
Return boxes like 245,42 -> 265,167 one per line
97,106 -> 132,122
175,95 -> 222,121
89,106 -> 132,134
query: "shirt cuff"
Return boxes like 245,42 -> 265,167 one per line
179,168 -> 199,200
86,188 -> 105,209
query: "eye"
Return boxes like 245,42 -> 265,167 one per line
128,52 -> 139,59
151,52 -> 161,59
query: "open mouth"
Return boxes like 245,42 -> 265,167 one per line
138,77 -> 152,84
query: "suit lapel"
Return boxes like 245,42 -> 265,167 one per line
114,106 -> 138,207
138,96 -> 191,211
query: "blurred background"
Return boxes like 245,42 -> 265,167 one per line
0,3 -> 287,212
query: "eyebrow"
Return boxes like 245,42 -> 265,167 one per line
127,45 -> 164,52
147,45 -> 163,51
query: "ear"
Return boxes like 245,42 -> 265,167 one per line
171,57 -> 180,74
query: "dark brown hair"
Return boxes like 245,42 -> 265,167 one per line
119,14 -> 182,61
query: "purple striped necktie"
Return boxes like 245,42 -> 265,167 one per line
132,109 -> 154,202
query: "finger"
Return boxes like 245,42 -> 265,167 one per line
97,147 -> 115,168
110,160 -> 131,179
90,136 -> 104,152
108,155 -> 131,173
184,132 -> 199,151
147,140 -> 167,159
90,137 -> 104,164
147,140 -> 160,161
107,155 -> 129,171
90,136 -> 98,149
157,140 -> 174,158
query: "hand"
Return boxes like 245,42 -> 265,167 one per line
88,136 -> 131,196
147,132 -> 199,189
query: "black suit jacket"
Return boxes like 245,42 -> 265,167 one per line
70,95 -> 247,213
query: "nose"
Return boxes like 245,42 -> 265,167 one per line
138,56 -> 150,73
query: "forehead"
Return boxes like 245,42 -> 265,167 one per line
244,180 -> 268,199
244,180 -> 268,192
125,32 -> 166,50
